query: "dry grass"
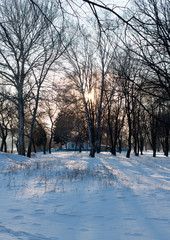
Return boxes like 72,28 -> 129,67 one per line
1,158 -> 117,194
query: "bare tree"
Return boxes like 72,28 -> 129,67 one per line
28,0 -> 170,157
130,0 -> 170,100
0,97 -> 9,152
0,91 -> 16,152
106,92 -> 125,155
64,24 -> 114,157
64,34 -> 96,156
0,0 -> 65,156
83,0 -> 170,103
37,87 -> 60,154
113,48 -> 142,158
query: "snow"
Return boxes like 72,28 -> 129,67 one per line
0,151 -> 170,240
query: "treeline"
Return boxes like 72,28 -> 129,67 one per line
0,0 -> 169,158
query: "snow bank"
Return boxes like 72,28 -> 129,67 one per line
0,151 -> 170,240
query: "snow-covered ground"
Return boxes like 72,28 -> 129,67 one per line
0,151 -> 170,240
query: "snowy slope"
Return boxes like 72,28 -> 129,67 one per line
0,151 -> 170,240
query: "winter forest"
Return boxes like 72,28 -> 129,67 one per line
0,1 -> 170,240
0,0 -> 169,158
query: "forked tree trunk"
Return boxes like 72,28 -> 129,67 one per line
0,125 -> 7,152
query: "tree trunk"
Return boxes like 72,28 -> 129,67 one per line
118,138 -> 122,154
153,145 -> 156,157
139,137 -> 144,155
2,137 -> 7,152
126,112 -> 132,158
112,141 -> 117,156
0,142 -> 3,152
164,126 -> 169,157
151,117 -> 157,158
83,95 -> 96,157
90,144 -> 95,157
90,124 -> 96,157
43,136 -> 47,154
79,144 -> 82,153
49,135 -> 53,154
112,122 -> 119,156
95,58 -> 105,154
32,139 -> 36,153
134,135 -> 139,156
18,94 -> 25,155
0,125 -> 4,152
27,87 -> 40,158
108,123 -> 114,154
152,133 -> 157,157
107,106 -> 114,155
11,134 -> 14,153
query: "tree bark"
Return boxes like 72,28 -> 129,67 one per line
126,111 -> 132,158
151,116 -> 157,157
118,138 -> 122,154
139,137 -> 144,155
32,139 -> 36,153
0,125 -> 7,152
107,106 -> 114,155
164,126 -> 169,157
49,135 -> 53,154
43,135 -> 47,154
18,90 -> 25,155
27,85 -> 41,158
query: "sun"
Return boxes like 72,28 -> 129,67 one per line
85,88 -> 94,103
